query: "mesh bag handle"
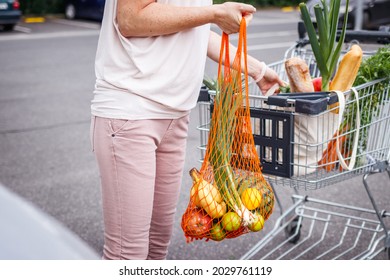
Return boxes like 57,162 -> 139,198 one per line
181,19 -> 274,243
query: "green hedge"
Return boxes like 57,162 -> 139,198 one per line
19,0 -> 302,16
213,0 -> 302,6
20,0 -> 65,15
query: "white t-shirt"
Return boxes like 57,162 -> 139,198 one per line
91,0 -> 212,120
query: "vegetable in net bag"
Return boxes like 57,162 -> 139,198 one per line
181,19 -> 274,242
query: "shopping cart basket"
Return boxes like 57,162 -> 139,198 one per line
196,31 -> 390,260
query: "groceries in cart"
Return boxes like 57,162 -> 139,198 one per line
280,46 -> 362,175
181,19 -> 275,242
252,0 -> 382,179
196,1 -> 389,190
325,45 -> 390,171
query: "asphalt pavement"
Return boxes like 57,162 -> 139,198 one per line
0,9 -> 389,260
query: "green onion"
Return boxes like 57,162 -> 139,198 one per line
299,0 -> 350,91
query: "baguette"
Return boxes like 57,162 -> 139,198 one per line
329,44 -> 363,113
285,57 -> 314,93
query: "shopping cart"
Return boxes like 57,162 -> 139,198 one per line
196,31 -> 390,260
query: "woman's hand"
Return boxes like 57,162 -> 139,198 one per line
253,63 -> 285,96
213,2 -> 256,34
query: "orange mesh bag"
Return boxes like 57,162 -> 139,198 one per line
181,19 -> 274,242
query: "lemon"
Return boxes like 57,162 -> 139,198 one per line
221,212 -> 241,232
248,212 -> 265,232
241,188 -> 262,210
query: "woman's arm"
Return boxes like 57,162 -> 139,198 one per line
116,0 -> 256,37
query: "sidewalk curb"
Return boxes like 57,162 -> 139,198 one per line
281,6 -> 299,12
24,17 -> 45,23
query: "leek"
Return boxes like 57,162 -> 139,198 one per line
299,0 -> 350,91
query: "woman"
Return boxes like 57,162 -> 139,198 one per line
90,0 -> 284,260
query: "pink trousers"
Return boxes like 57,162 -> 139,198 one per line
90,115 -> 190,260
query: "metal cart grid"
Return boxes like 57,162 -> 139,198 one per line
196,43 -> 390,259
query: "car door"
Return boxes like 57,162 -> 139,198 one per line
91,0 -> 105,20
76,0 -> 97,19
368,0 -> 390,27
82,0 -> 105,20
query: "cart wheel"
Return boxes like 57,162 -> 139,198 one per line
285,216 -> 301,244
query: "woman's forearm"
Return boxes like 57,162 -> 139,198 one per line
116,0 -> 256,37
117,1 -> 214,37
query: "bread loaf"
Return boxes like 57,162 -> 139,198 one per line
285,57 -> 314,93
